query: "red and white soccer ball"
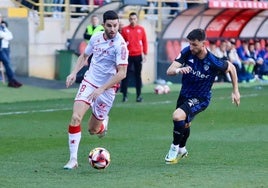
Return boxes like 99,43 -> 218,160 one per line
154,85 -> 165,94
154,85 -> 170,94
88,147 -> 111,170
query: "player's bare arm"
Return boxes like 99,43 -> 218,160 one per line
167,61 -> 192,75
66,53 -> 89,88
89,65 -> 127,101
226,61 -> 240,106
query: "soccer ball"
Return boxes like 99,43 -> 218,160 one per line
88,147 -> 111,170
154,85 -> 165,94
163,85 -> 170,94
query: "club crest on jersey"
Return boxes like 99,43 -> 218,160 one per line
204,64 -> 209,71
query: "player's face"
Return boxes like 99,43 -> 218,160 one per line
189,39 -> 205,56
129,15 -> 138,26
103,19 -> 119,39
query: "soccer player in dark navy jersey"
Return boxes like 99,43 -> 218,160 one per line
165,28 -> 240,164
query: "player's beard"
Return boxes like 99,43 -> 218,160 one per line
105,31 -> 116,39
191,48 -> 202,56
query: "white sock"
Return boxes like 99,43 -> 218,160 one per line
68,132 -> 81,160
171,143 -> 179,149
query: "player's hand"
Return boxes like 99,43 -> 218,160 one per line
142,55 -> 147,63
232,91 -> 240,106
66,73 -> 76,88
89,87 -> 105,101
176,66 -> 192,74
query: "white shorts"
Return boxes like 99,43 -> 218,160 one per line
75,79 -> 116,120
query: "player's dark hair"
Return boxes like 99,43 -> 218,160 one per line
187,28 -> 206,42
103,10 -> 119,23
129,12 -> 137,17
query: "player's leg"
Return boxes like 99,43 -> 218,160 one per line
88,88 -> 115,137
121,58 -> 132,102
64,101 -> 90,169
178,123 -> 191,159
120,75 -> 128,102
165,108 -> 187,163
165,97 -> 208,164
88,114 -> 108,137
133,55 -> 143,102
0,49 -> 22,87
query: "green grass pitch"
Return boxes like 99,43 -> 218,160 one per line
0,82 -> 267,188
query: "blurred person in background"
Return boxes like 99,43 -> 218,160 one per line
255,41 -> 268,80
214,39 -> 231,82
226,38 -> 253,83
0,14 -> 22,88
83,15 -> 104,43
236,39 -> 256,81
120,12 -> 148,103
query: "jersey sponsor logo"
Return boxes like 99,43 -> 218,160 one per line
93,46 -> 111,56
191,69 -> 210,79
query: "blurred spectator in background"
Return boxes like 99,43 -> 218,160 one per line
165,1 -> 179,16
255,42 -> 268,80
145,1 -> 158,14
207,39 -> 217,55
83,15 -> 104,42
0,15 -> 23,88
226,38 -> 252,83
214,39 -> 231,82
120,12 -> 148,102
52,0 -> 64,18
236,39 -> 256,81
166,0 -> 188,17
71,0 -> 88,15
226,39 -> 242,72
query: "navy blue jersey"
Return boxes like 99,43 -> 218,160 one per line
175,46 -> 228,100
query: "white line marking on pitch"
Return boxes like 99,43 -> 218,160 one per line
0,93 -> 259,116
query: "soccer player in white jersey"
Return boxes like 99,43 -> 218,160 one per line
64,10 -> 129,169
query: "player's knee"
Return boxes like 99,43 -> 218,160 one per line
172,107 -> 187,120
172,110 -> 185,121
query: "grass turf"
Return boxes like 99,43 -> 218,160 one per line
0,82 -> 267,188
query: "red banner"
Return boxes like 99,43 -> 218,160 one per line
208,0 -> 268,9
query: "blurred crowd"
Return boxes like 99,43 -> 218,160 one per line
208,38 -> 268,83
19,0 -> 110,18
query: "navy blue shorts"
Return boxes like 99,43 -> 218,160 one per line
176,95 -> 210,123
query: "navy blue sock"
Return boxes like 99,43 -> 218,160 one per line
173,120 -> 186,145
179,127 -> 190,147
